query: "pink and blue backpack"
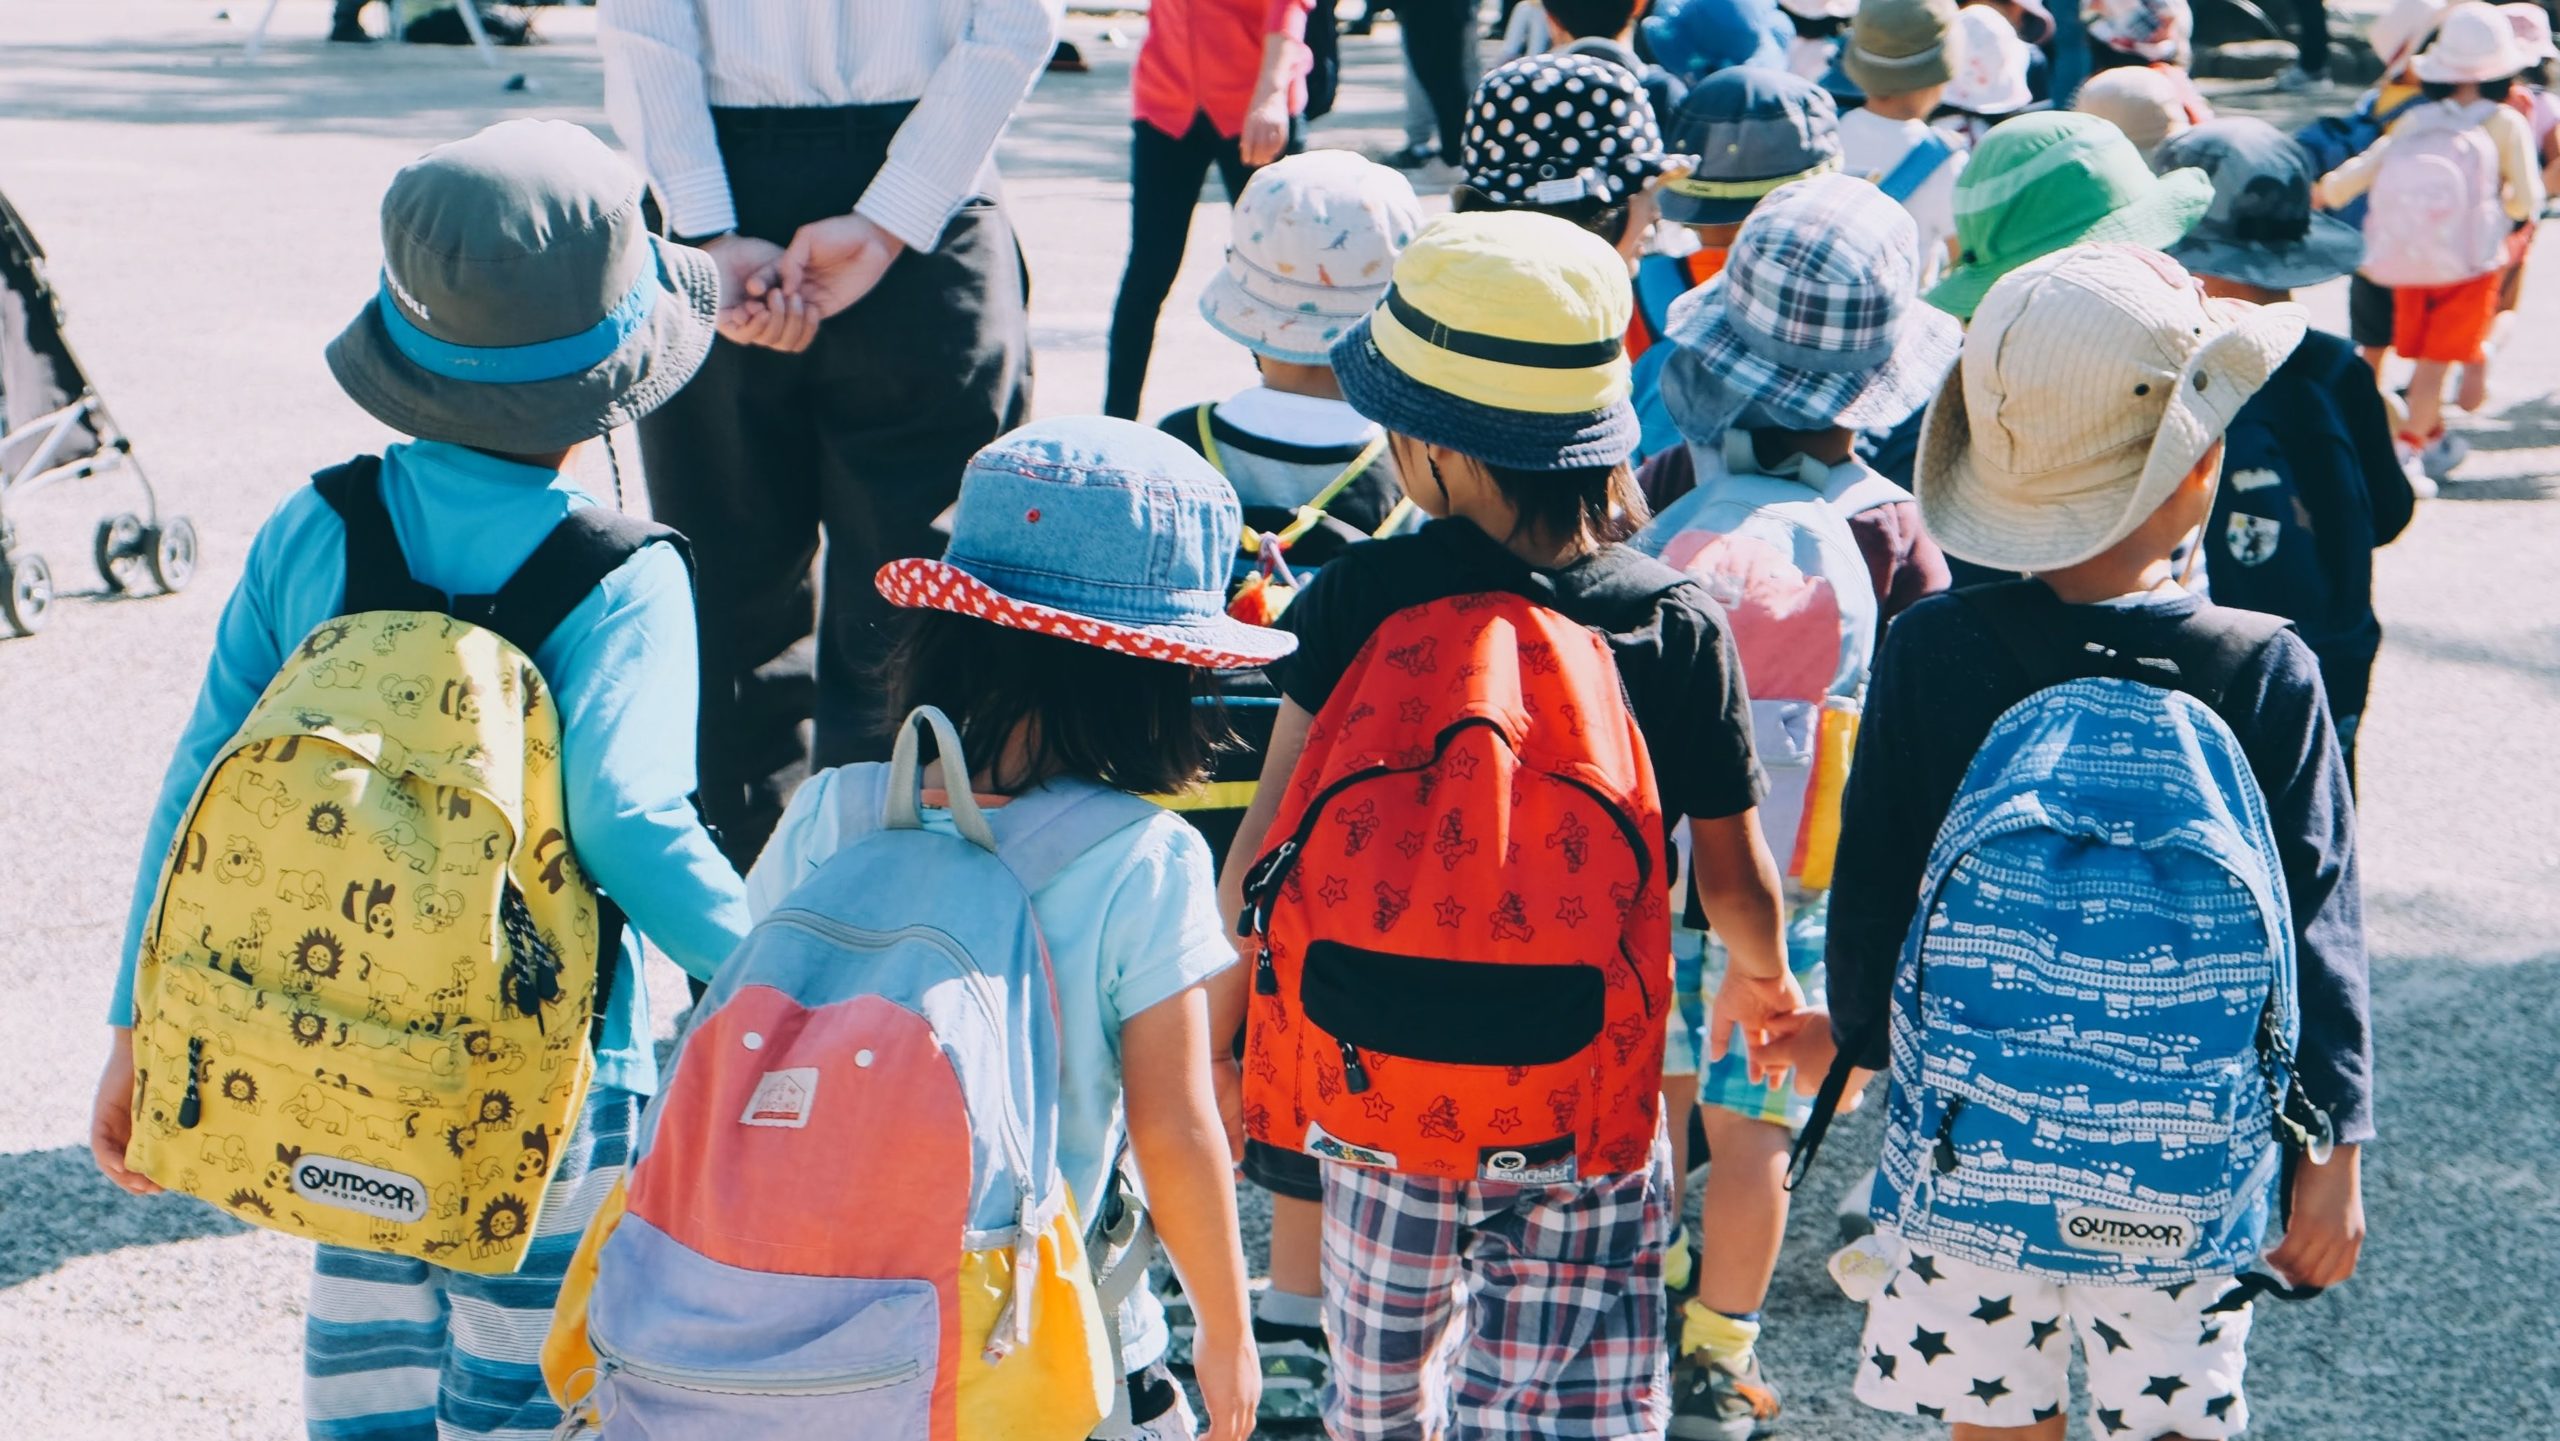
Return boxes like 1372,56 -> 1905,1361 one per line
544,707 -> 1161,1441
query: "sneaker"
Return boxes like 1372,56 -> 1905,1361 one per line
2272,64 -> 2336,93
1381,141 -> 1440,169
328,19 -> 373,42
1669,1348 -> 1784,1441
2394,436 -> 2440,500
1254,1316 -> 1332,1426
2420,430 -> 2471,482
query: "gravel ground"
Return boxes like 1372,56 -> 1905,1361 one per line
1,4 -> 2554,1437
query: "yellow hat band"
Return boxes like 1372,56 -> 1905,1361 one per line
1369,287 -> 1632,417
1661,157 -> 1842,200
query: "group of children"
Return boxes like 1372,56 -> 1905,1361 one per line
90,0 -> 2464,1437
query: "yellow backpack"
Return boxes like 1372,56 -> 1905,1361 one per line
127,457 -> 677,1274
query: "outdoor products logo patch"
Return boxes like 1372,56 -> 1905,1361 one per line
740,1068 -> 819,1129
291,1155 -> 427,1222
1478,1134 -> 1576,1184
2058,1206 -> 2192,1257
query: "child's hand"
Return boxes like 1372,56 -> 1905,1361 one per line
2267,1143 -> 2365,1290
1189,1319 -> 1263,1441
1705,969 -> 1813,1085
89,1028 -> 159,1196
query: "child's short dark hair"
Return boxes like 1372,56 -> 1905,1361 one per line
2421,76 -> 2514,100
1788,10 -> 1849,37
1483,461 -> 1649,545
878,611 -> 1228,796
1450,184 -> 1633,246
1544,0 -> 1642,40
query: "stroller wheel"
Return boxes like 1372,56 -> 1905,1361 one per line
2,551 -> 53,634
95,512 -> 147,593
146,517 -> 198,594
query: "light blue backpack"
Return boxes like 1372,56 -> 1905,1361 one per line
1797,590 -> 2334,1286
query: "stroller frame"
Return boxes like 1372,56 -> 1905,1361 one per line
0,188 -> 193,637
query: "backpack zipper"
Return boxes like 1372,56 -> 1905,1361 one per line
590,1335 -> 922,1399
1337,1041 -> 1372,1094
177,1035 -> 205,1129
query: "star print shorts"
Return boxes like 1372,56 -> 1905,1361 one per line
1852,1237 -> 2255,1439
1318,1122 -> 1676,1440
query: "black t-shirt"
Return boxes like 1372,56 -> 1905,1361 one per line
1267,518 -> 1768,824
1823,582 -> 2374,1145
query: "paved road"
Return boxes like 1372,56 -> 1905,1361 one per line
1,4 -> 2554,1436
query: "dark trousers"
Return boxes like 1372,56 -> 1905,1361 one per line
2292,0 -> 2331,75
1396,0 -> 1475,158
1104,115 -> 1284,420
638,104 -> 1029,869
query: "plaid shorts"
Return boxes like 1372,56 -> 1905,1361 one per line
1317,1125 -> 1676,1441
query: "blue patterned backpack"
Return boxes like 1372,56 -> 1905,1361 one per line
1794,586 -> 2335,1285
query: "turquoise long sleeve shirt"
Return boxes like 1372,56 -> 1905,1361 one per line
114,441 -> 750,1096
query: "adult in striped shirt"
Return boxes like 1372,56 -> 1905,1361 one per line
600,0 -> 1059,867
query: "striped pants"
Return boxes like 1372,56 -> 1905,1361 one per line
303,1086 -> 636,1441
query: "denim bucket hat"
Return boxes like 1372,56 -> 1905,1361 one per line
875,418 -> 1298,671
2155,119 -> 2365,290
327,120 -> 718,454
1331,212 -> 1638,471
1657,69 -> 1843,225
1660,172 -> 1963,438
1643,0 -> 1795,84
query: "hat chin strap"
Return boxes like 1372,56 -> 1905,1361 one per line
377,259 -> 661,385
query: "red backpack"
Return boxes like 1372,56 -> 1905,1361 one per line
1239,591 -> 1672,1183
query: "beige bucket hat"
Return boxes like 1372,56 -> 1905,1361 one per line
1915,244 -> 2305,573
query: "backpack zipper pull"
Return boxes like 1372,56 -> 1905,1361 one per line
177,1036 -> 204,1129
1339,1041 -> 1372,1095
1932,1098 -> 1965,1175
1254,941 -> 1278,996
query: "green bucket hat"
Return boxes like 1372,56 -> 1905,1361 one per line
327,119 -> 719,453
1925,111 -> 2213,320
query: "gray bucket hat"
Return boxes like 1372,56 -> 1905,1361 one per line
1657,69 -> 1843,226
2155,118 -> 2366,291
328,119 -> 719,454
1843,0 -> 1963,96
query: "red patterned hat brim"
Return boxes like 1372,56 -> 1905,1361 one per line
875,558 -> 1298,672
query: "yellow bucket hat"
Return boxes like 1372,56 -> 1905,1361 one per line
1330,211 -> 1639,470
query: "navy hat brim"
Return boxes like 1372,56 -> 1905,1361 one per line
1331,316 -> 1640,472
2166,210 -> 2367,291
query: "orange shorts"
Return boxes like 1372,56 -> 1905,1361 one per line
2393,270 -> 2503,362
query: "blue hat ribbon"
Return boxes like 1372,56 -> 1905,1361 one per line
378,260 -> 659,385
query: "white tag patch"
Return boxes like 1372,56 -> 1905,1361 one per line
1531,174 -> 1595,205
2058,1205 -> 2193,1257
1304,1121 -> 1398,1170
2227,466 -> 2283,492
292,1154 -> 429,1222
741,1067 -> 819,1128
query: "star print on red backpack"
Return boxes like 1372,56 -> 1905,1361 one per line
1238,590 -> 1672,1182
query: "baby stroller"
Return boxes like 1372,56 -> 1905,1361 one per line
0,185 -> 192,637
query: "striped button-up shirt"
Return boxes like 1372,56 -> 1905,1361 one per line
599,0 -> 1063,253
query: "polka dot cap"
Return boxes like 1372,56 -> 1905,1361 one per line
1460,53 -> 1675,212
876,558 -> 1294,672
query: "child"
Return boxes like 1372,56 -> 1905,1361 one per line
1827,244 -> 2372,1440
1838,0 -> 1968,285
2316,0 -> 2544,481
1643,0 -> 1798,88
753,416 -> 1283,1441
1219,210 -> 1801,1440
2158,118 -> 2418,778
1635,68 -> 1846,459
1160,148 -> 1423,1428
1104,0 -> 1313,418
1548,0 -> 1692,123
1633,173 -> 1960,1441
2465,1 -> 2560,409
1937,4 -> 2042,150
1779,0 -> 1859,84
1454,52 -> 1679,265
87,121 -> 752,1440
2075,63 -> 2197,158
1927,111 -> 2212,321
2084,0 -> 2217,127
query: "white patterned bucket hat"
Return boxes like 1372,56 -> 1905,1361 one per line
1198,151 -> 1425,366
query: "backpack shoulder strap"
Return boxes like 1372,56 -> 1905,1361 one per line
991,780 -> 1168,895
2174,607 -> 2294,710
1826,469 -> 1914,517
1955,582 -> 2289,710
1877,131 -> 1956,204
465,507 -> 690,659
1634,252 -> 1692,339
314,455 -> 445,617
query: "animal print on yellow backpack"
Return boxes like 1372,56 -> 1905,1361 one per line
129,605 -> 601,1273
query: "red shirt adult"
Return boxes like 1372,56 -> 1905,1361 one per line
1131,0 -> 1314,138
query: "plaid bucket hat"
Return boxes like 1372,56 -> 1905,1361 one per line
1198,151 -> 1424,366
876,417 -> 1298,671
1331,211 -> 1639,470
1928,111 -> 2213,319
1460,54 -> 1678,211
1659,172 -> 1963,439
2156,118 -> 2365,290
327,120 -> 718,454
1656,68 -> 1843,226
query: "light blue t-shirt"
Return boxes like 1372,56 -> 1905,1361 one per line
114,440 -> 751,1096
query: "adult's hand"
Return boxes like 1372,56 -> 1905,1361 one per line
1240,90 -> 1292,168
780,214 -> 908,321
701,234 -> 820,352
